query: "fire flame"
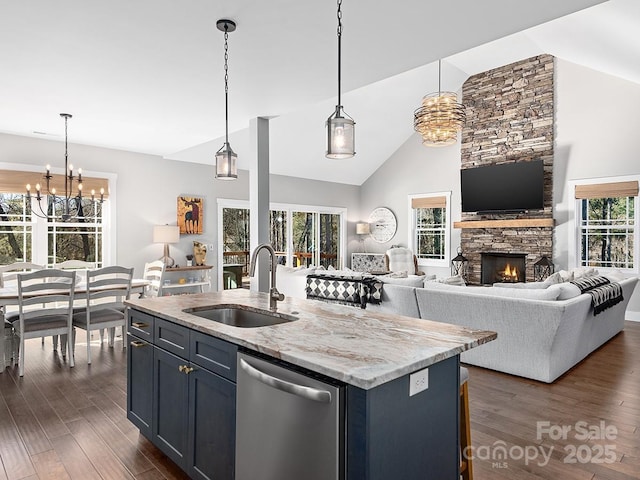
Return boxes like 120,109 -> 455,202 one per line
502,263 -> 519,282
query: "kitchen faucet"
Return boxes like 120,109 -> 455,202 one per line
249,243 -> 285,311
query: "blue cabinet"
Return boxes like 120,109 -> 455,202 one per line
127,310 -> 237,480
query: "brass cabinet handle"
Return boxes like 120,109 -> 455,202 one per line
132,322 -> 148,328
178,365 -> 194,374
130,340 -> 146,348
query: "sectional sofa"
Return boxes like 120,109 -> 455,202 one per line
276,265 -> 638,383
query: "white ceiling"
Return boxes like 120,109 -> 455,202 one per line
2,0 -> 637,186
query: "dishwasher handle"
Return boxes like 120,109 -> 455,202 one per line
239,358 -> 332,403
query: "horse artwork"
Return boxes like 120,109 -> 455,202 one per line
177,196 -> 203,234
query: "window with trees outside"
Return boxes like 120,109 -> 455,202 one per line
409,192 -> 451,267
218,201 -> 346,287
575,179 -> 638,272
0,191 -> 106,267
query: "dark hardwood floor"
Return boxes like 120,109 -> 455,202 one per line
0,322 -> 638,479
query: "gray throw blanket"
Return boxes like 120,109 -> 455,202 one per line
570,275 -> 623,315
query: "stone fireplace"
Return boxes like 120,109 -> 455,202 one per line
457,54 -> 555,285
481,252 -> 526,285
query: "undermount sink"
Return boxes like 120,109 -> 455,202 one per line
183,305 -> 298,328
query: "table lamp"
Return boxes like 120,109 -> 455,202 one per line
356,222 -> 370,252
153,225 -> 180,268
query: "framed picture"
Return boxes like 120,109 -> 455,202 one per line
177,196 -> 203,234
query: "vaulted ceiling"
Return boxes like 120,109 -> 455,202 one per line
3,0 -> 637,185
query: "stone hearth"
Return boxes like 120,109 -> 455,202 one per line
458,54 -> 555,285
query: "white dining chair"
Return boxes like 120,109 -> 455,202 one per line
54,259 -> 96,347
1,262 -> 45,367
72,266 -> 133,364
142,260 -> 165,297
14,269 -> 76,376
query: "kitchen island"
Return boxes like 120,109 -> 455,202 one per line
125,289 -> 496,480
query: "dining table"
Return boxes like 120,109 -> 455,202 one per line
0,278 -> 149,372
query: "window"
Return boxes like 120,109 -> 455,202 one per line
574,179 -> 638,271
408,192 -> 451,267
0,168 -> 112,267
0,193 -> 32,263
217,200 -> 346,287
46,196 -> 104,266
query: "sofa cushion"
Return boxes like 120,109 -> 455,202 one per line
603,269 -> 626,282
425,282 -> 560,300
480,286 -> 561,301
493,281 -> 549,289
374,274 -> 425,288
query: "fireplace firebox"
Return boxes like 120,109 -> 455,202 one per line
481,252 -> 526,285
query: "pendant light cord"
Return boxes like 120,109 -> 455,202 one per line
223,23 -> 230,145
337,0 -> 343,107
64,114 -> 69,199
438,59 -> 442,96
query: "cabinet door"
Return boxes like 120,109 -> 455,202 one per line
188,367 -> 236,480
153,347 -> 190,469
127,334 -> 154,439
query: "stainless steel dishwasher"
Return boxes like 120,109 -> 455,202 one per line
236,352 -> 343,480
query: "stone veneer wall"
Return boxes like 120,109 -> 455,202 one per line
459,54 -> 554,284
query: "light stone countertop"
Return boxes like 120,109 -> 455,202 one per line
126,289 -> 496,390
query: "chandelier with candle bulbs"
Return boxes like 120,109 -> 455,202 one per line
25,113 -> 104,221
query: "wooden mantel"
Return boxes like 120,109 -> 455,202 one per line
453,218 -> 555,229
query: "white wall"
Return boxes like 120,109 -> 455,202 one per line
0,133 -> 359,290
555,58 -> 640,317
359,134 -> 462,279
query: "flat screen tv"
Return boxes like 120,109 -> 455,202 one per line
461,160 -> 544,213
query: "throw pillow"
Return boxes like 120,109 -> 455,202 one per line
542,272 -> 563,285
558,270 -> 575,282
387,271 -> 408,278
547,282 -> 582,300
571,266 -> 599,279
437,275 -> 466,286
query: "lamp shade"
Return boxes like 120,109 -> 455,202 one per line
326,109 -> 355,159
153,225 -> 180,244
356,222 -> 370,235
215,144 -> 238,180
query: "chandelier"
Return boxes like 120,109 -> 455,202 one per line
326,0 -> 355,159
413,60 -> 466,147
215,19 -> 238,180
25,113 -> 103,221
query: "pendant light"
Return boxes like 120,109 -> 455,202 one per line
413,59 -> 466,147
326,0 -> 355,159
25,113 -> 104,221
215,19 -> 238,180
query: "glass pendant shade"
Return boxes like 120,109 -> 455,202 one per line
326,107 -> 355,159
215,143 -> 238,180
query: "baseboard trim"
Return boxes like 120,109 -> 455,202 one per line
627,310 -> 640,322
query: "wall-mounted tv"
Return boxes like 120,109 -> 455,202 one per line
461,160 -> 544,213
